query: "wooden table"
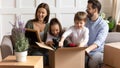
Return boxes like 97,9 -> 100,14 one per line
0,56 -> 43,68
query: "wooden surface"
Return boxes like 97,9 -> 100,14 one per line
0,56 -> 43,68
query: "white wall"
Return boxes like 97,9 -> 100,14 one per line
99,0 -> 113,18
0,0 -> 88,43
0,0 -> 114,43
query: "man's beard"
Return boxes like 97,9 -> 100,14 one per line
87,12 -> 94,20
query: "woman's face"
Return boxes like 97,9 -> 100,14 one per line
51,24 -> 60,36
37,8 -> 47,22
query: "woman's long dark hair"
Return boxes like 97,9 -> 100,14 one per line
34,3 -> 50,24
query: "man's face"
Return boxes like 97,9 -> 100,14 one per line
86,3 -> 95,19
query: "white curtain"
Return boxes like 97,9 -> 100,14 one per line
112,0 -> 120,24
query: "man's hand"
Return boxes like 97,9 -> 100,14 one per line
85,48 -> 91,53
85,43 -> 98,53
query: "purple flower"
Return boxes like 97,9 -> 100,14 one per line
10,16 -> 29,52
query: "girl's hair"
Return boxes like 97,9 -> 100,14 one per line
34,3 -> 50,24
74,11 -> 87,23
49,18 -> 62,36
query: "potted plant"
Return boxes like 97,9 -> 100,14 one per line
10,17 -> 29,62
107,16 -> 116,32
100,13 -> 116,32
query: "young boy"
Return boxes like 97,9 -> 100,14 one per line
59,11 -> 89,47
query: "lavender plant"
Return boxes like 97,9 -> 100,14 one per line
10,18 -> 29,52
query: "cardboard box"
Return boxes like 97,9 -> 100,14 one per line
104,42 -> 120,68
25,28 -> 42,43
36,42 -> 85,68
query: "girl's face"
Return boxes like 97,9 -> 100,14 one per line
75,20 -> 85,29
51,24 -> 60,36
37,8 -> 47,21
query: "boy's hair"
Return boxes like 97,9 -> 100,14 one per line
74,11 -> 87,22
49,18 -> 62,36
88,0 -> 101,13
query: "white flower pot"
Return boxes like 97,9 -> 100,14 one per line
15,51 -> 27,62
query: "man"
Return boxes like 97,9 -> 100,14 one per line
85,0 -> 109,68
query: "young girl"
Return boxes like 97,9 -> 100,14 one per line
46,18 -> 63,48
59,11 -> 89,47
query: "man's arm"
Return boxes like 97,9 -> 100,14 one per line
86,20 -> 109,53
85,43 -> 98,53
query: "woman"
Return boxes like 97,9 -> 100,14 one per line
25,3 -> 50,42
25,3 -> 50,65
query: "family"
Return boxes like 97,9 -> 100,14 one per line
25,0 -> 109,68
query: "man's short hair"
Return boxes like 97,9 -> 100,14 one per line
88,0 -> 101,13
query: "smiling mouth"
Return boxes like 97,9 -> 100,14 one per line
38,16 -> 43,19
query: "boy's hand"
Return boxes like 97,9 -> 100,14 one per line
59,41 -> 63,47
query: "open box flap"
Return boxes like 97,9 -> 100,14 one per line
36,42 -> 54,51
25,28 -> 42,42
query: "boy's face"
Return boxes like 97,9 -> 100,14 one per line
74,20 -> 85,29
51,24 -> 60,36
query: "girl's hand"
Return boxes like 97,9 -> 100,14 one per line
46,41 -> 54,46
59,41 -> 63,47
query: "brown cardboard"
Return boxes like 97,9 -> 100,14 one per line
25,28 -> 42,42
104,42 -> 120,68
36,42 -> 54,50
36,42 -> 85,68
